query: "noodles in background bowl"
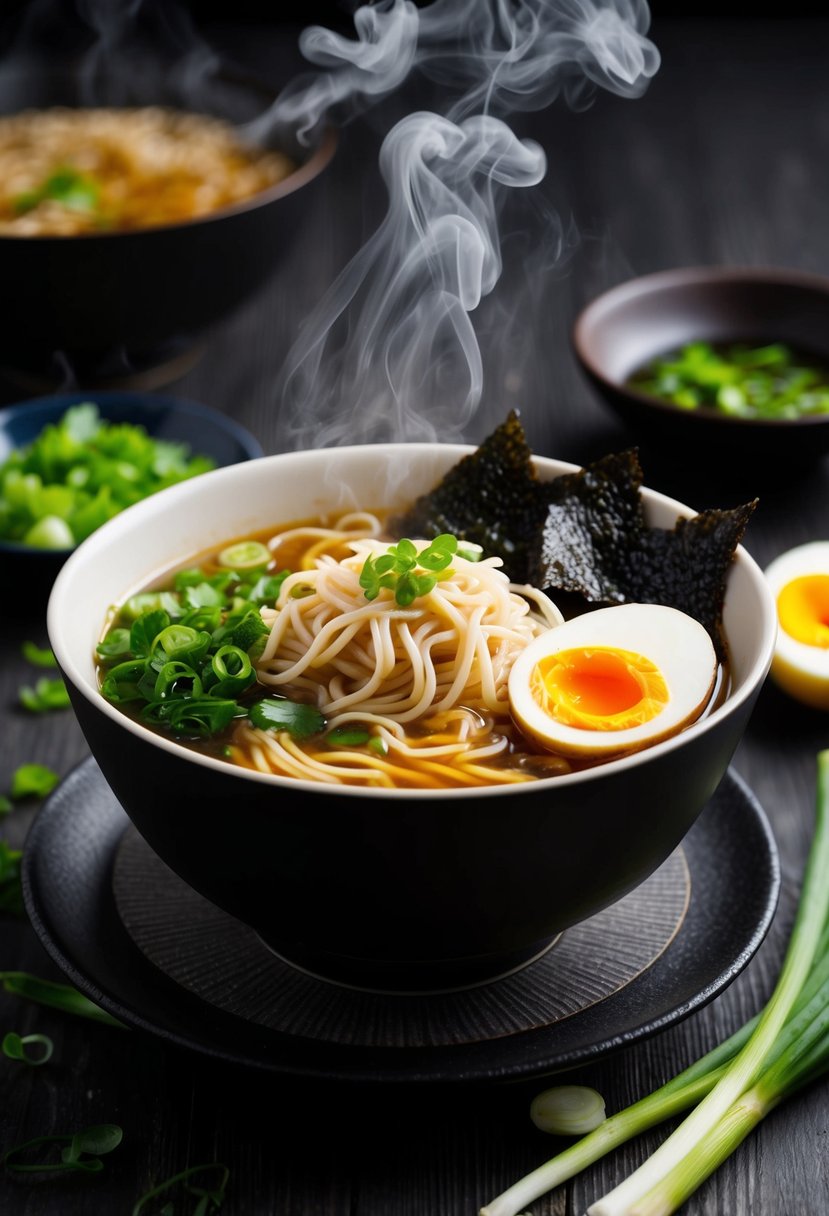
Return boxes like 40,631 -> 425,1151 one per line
0,107 -> 295,235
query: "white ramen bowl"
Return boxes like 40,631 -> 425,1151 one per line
47,444 -> 777,990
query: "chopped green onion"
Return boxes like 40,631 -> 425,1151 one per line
628,340 -> 829,420
21,641 -> 58,668
10,763 -> 60,799
0,972 -> 125,1027
132,1162 -> 230,1215
18,677 -> 70,712
0,842 -> 23,915
218,540 -> 270,569
0,402 -> 215,548
326,726 -> 372,748
3,1123 -> 122,1175
152,661 -> 203,701
530,1085 -> 607,1136
2,1031 -> 54,1066
95,627 -> 132,662
248,696 -> 326,739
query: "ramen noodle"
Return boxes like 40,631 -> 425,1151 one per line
0,106 -> 294,235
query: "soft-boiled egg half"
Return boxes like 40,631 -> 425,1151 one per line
508,603 -> 718,759
764,541 -> 829,710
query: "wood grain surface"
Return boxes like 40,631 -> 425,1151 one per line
2,15 -> 829,1216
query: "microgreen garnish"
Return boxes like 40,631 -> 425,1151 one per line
18,677 -> 70,712
10,763 -> 60,800
0,972 -> 125,1027
359,533 -> 478,607
132,1162 -> 230,1215
0,843 -> 23,915
3,1123 -> 123,1175
21,641 -> 58,668
248,697 -> 326,739
2,1031 -> 54,1066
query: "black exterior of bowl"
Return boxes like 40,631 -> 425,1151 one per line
572,266 -> 829,466
0,391 -> 264,614
62,677 -> 760,991
0,69 -> 336,372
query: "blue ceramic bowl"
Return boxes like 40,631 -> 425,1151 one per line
0,391 -> 264,609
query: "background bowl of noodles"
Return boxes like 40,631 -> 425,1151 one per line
47,443 -> 776,991
0,67 -> 335,386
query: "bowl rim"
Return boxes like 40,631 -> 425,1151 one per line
47,443 -> 778,802
572,263 -> 829,431
0,389 -> 265,555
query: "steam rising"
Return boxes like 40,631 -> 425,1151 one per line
271,0 -> 659,449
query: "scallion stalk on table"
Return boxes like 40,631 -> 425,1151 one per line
481,749 -> 829,1216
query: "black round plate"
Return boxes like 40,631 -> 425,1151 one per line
22,757 -> 779,1085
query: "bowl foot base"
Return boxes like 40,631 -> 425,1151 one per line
254,933 -> 561,995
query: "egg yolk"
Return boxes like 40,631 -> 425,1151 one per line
530,646 -> 670,731
777,575 -> 829,648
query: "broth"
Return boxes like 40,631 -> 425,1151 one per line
95,513 -> 729,790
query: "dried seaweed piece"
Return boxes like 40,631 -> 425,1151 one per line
391,410 -> 755,660
623,502 -> 758,659
528,450 -> 646,602
389,411 -> 547,581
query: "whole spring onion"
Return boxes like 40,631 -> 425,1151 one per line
481,748 -> 829,1216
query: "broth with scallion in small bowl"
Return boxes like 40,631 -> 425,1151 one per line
627,341 -> 829,420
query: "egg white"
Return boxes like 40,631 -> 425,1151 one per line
508,603 -> 718,758
764,541 -> 829,710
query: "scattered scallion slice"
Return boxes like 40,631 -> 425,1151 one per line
10,763 -> 60,799
132,1162 -> 230,1215
530,1086 -> 607,1136
3,1123 -> 123,1175
0,842 -> 23,915
218,540 -> 270,568
0,972 -> 125,1027
326,726 -> 372,748
20,641 -> 58,668
2,1031 -> 54,1066
18,676 -> 70,712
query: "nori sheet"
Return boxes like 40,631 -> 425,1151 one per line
389,411 -> 548,582
389,412 -> 756,657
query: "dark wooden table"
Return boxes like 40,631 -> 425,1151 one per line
2,15 -> 829,1215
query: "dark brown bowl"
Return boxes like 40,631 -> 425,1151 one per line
0,67 -> 335,382
572,266 -> 829,466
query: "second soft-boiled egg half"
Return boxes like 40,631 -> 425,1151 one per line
764,541 -> 829,710
508,603 -> 718,759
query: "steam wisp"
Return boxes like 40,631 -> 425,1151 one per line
270,0 -> 659,449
